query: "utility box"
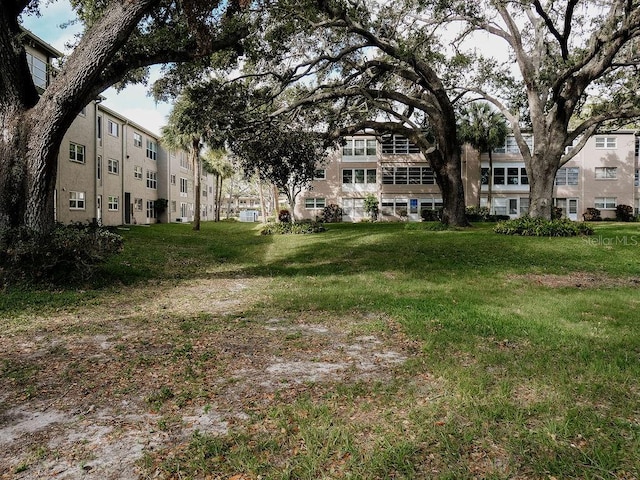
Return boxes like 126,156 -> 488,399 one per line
239,210 -> 259,222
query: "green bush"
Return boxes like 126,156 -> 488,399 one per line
320,204 -> 343,223
0,222 -> 124,286
583,207 -> 601,221
615,204 -> 634,222
465,206 -> 490,222
494,216 -> 594,237
420,208 -> 442,222
260,220 -> 326,235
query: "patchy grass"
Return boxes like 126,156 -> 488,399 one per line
1,221 -> 640,479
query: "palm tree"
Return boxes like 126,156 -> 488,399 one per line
161,96 -> 205,231
458,102 -> 508,213
202,148 -> 234,222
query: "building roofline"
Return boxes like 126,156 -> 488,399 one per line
20,28 -> 64,58
97,103 -> 162,140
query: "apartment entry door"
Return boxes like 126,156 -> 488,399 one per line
555,198 -> 578,220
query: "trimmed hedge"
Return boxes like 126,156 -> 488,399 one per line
260,220 -> 326,235
494,216 -> 594,237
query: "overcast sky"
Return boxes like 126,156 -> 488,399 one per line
21,1 -> 171,135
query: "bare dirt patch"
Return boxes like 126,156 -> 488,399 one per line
508,272 -> 640,289
0,277 -> 416,479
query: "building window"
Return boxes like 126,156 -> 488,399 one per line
171,200 -> 177,212
555,167 -> 579,185
69,191 -> 85,210
382,166 -> 433,185
635,169 -> 639,187
146,170 -> 157,189
26,52 -> 47,89
69,142 -> 85,164
108,196 -> 119,211
146,140 -> 158,160
494,135 -> 533,154
342,139 -> 377,157
134,198 -> 143,211
381,135 -> 420,154
133,132 -> 143,148
146,200 -> 157,219
108,158 -> 119,175
595,197 -> 616,209
305,198 -> 326,209
180,154 -> 191,170
494,168 -> 505,185
314,169 -> 326,180
520,197 -> 530,215
107,120 -> 119,137
134,165 -> 143,180
97,155 -> 102,181
97,116 -> 102,143
170,174 -> 176,185
342,168 -> 377,184
180,177 -> 188,196
595,137 -> 616,149
595,167 -> 617,179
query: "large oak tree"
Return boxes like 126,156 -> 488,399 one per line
0,0 -> 251,234
450,0 -> 640,219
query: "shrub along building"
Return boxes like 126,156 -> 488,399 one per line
296,131 -> 640,222
24,30 -> 216,227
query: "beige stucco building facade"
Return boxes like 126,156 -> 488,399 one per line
297,131 -> 640,222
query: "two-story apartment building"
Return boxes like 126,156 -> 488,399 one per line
297,131 -> 640,222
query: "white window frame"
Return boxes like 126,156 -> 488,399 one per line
69,142 -> 86,164
146,170 -> 157,189
108,196 -> 119,211
170,174 -> 176,185
146,139 -> 158,160
595,167 -> 617,179
595,137 -> 617,149
594,197 -> 617,209
134,165 -> 143,180
133,132 -> 143,148
555,167 -> 579,186
314,169 -> 326,180
108,158 -> 119,175
69,191 -> 85,210
146,200 -> 157,219
107,120 -> 119,137
304,198 -> 326,209
180,177 -> 188,196
134,198 -> 143,211
26,52 -> 47,89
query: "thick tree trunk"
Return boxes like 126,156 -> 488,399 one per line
432,152 -> 469,227
527,153 -> 560,220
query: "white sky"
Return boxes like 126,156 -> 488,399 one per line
20,1 -> 171,135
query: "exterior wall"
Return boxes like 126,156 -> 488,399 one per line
299,132 -> 640,222
55,102 -> 99,225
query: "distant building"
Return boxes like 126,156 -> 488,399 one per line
297,131 -> 640,221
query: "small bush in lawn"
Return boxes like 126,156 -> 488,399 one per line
321,204 -> 343,223
278,209 -> 292,223
421,208 -> 442,222
616,204 -> 634,222
0,222 -> 124,286
260,220 -> 325,235
465,206 -> 491,222
494,216 -> 593,237
583,207 -> 601,221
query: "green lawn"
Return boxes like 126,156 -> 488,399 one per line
2,221 -> 640,479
